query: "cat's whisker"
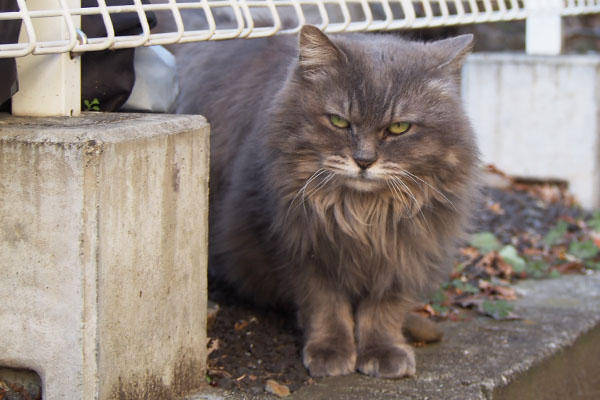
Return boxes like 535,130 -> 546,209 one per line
391,176 -> 410,214
391,176 -> 419,209
301,171 -> 336,216
386,178 -> 403,204
394,173 -> 427,209
288,170 -> 336,220
402,170 -> 458,211
386,180 -> 407,215
390,176 -> 432,235
286,168 -> 327,222
388,178 -> 412,217
306,172 -> 336,200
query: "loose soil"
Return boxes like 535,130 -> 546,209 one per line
205,182 -> 590,395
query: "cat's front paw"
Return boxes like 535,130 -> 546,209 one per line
357,344 -> 416,378
303,341 -> 357,377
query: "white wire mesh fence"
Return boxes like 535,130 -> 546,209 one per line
1,0 -> 600,58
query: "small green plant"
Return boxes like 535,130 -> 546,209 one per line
445,279 -> 479,294
482,299 -> 514,319
499,245 -> 527,272
588,262 -> 600,270
568,240 -> 599,260
525,259 -> 554,278
429,289 -> 449,315
83,98 -> 100,111
587,211 -> 600,232
543,220 -> 568,246
469,232 -> 502,253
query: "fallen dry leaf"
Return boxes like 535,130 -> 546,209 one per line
460,246 -> 481,261
477,252 -> 498,275
492,285 -> 517,300
413,303 -> 437,318
523,247 -> 543,256
591,232 -> 600,249
482,164 -> 513,189
234,320 -> 249,331
513,181 -> 572,205
487,202 -> 505,215
207,367 -> 232,378
454,296 -> 483,309
206,338 -> 220,357
553,262 -> 585,274
495,257 -> 515,278
265,379 -> 291,397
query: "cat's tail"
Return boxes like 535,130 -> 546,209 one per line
403,313 -> 444,343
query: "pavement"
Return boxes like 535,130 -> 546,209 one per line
189,271 -> 600,400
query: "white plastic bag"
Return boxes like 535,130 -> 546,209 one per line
121,45 -> 179,113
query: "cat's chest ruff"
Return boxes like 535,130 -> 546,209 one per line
309,190 -> 400,241
309,193 -> 405,256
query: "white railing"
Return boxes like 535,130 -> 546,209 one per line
2,0 -> 600,58
2,0 -> 599,117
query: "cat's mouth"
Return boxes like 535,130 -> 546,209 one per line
343,174 -> 383,192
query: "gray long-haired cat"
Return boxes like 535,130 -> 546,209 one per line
177,25 -> 479,378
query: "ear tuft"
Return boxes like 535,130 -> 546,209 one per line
430,34 -> 474,70
298,25 -> 346,74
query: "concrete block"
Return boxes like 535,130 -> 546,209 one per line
0,113 -> 210,399
462,53 -> 600,209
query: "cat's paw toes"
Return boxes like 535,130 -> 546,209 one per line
303,342 -> 357,377
357,344 -> 416,378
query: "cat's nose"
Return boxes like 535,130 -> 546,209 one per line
353,154 -> 377,170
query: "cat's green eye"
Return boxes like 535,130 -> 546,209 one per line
388,122 -> 411,135
329,114 -> 350,129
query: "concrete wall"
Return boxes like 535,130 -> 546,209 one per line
0,113 -> 210,399
463,53 -> 600,209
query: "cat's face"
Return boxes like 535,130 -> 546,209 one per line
271,26 -> 477,210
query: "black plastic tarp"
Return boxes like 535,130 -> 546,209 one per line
0,0 -> 20,107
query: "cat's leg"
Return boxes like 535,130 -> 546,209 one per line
355,295 -> 416,378
298,277 -> 356,377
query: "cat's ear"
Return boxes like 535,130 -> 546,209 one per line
429,34 -> 474,72
298,25 -> 347,76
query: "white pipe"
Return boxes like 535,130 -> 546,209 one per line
12,0 -> 81,117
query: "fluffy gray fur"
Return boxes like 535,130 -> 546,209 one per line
176,25 -> 479,378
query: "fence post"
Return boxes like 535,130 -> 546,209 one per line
525,0 -> 562,55
12,0 -> 81,117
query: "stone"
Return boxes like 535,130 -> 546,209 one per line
207,301 -> 220,331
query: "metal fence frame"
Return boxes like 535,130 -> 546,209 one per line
2,0 -> 600,58
1,0 -> 599,116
